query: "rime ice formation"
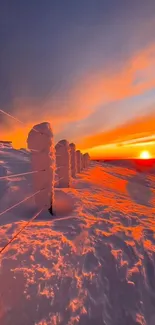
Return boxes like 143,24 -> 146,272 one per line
87,153 -> 90,167
76,150 -> 82,173
27,122 -> 55,211
83,153 -> 87,169
55,139 -> 71,188
83,153 -> 90,169
69,143 -> 76,178
81,153 -> 84,170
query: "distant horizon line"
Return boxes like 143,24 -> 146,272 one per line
91,157 -> 155,161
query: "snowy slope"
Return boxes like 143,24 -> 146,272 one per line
0,148 -> 155,325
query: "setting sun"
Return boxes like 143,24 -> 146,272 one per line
139,150 -> 151,159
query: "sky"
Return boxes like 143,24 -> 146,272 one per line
0,0 -> 155,158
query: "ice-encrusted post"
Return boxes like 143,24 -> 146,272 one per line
87,153 -> 90,167
27,122 -> 55,215
55,139 -> 71,188
83,153 -> 87,168
83,153 -> 90,168
76,150 -> 81,173
85,152 -> 90,168
69,143 -> 76,178
81,153 -> 84,170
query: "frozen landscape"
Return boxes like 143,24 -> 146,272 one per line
1,0 -> 155,324
0,144 -> 155,325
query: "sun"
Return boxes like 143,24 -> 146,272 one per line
139,150 -> 151,159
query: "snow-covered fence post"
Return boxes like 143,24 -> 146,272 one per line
69,143 -> 76,178
87,153 -> 90,167
55,139 -> 71,188
27,122 -> 55,215
83,153 -> 90,168
81,153 -> 84,170
83,153 -> 87,169
76,150 -> 81,173
81,154 -> 85,169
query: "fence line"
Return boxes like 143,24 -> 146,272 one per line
0,109 -> 51,138
0,169 -> 45,181
22,149 -> 65,157
0,188 -> 45,217
0,209 -> 43,255
54,176 -> 67,184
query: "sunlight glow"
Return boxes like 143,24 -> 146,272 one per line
139,150 -> 151,159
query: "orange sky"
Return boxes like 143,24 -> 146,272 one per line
78,109 -> 155,158
1,2 -> 155,159
1,42 -> 155,158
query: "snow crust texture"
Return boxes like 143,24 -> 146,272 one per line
0,148 -> 155,325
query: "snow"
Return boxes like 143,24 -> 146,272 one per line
55,140 -> 71,188
0,165 -> 9,200
0,141 -> 12,149
27,122 -> 55,211
0,146 -> 155,325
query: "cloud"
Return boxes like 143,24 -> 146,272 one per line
77,109 -> 155,151
75,44 -> 155,149
77,43 -> 155,106
1,42 -> 155,149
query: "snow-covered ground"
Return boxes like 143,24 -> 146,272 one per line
0,147 -> 155,325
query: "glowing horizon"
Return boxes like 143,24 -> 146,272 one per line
139,150 -> 151,159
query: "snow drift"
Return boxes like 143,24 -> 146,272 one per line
0,165 -> 9,200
